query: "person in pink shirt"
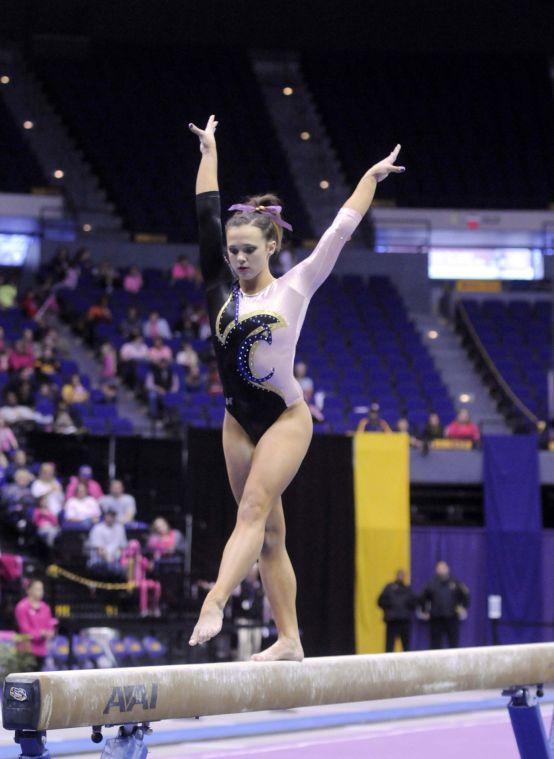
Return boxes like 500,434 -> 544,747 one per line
100,342 -> 117,379
445,408 -> 481,445
147,337 -> 173,365
171,255 -> 197,282
8,340 -> 35,372
14,578 -> 57,669
123,265 -> 143,293
32,496 -> 60,547
146,517 -> 186,560
0,418 -> 18,453
65,465 -> 104,499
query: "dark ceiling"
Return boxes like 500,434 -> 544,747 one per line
1,0 -> 553,53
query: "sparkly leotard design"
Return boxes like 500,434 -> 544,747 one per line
197,191 -> 362,443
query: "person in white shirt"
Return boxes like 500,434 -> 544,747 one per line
64,482 -> 101,527
88,509 -> 127,566
31,463 -> 64,517
99,479 -> 136,524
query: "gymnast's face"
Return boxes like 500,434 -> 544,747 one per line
226,225 -> 276,281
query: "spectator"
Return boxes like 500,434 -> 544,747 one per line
8,339 -> 35,373
196,309 -> 212,340
377,569 -> 417,652
100,341 -> 117,380
53,400 -> 80,434
185,364 -> 203,391
172,307 -> 197,339
294,361 -> 314,395
303,385 -> 325,424
396,417 -> 423,449
120,306 -> 142,338
87,509 -> 127,576
175,341 -> 199,371
94,260 -> 120,293
145,358 -> 179,418
356,402 -> 392,433
421,412 -> 444,444
2,468 -> 35,508
171,254 -> 197,282
119,332 -> 148,386
0,347 -> 8,372
32,496 -> 60,547
1,391 -> 50,427
0,451 -> 8,485
148,336 -> 173,366
48,246 -> 70,282
66,465 -> 104,499
86,294 -> 112,324
275,241 -> 296,274
0,274 -> 17,309
0,325 -> 5,351
445,409 -> 480,444
99,379 -> 118,403
0,418 -> 18,453
418,560 -> 470,649
206,358 -> 223,396
5,449 -> 32,481
99,479 -> 137,524
21,289 -> 40,319
143,310 -> 171,341
72,246 -> 93,274
35,346 -> 60,382
146,517 -> 186,560
14,579 -> 56,670
31,463 -> 64,517
15,378 -> 35,408
62,374 -> 90,405
64,481 -> 101,527
123,265 -> 143,293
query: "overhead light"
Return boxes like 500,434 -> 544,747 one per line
0,75 -> 10,85
82,224 -> 92,233
300,131 -> 311,141
427,330 -> 439,340
282,87 -> 294,96
23,120 -> 34,130
459,393 -> 471,403
53,169 -> 64,179
319,180 -> 330,190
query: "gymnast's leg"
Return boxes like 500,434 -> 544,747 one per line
189,401 -> 312,647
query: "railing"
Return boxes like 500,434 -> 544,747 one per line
456,301 -> 542,429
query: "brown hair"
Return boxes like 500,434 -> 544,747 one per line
225,193 -> 285,252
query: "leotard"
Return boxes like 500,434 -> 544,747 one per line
196,190 -> 362,443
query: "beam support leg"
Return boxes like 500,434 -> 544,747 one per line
100,723 -> 149,759
14,730 -> 50,759
503,687 -> 552,759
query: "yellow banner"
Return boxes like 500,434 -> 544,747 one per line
353,432 -> 410,653
455,280 -> 502,292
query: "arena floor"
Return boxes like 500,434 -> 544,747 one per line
1,689 -> 552,758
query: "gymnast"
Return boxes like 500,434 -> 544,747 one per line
188,115 -> 405,661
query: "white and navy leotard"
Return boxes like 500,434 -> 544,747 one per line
197,191 -> 362,442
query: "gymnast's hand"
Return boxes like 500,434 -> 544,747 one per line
189,114 -> 219,155
367,144 -> 406,183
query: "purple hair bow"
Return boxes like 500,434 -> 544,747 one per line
228,203 -> 293,232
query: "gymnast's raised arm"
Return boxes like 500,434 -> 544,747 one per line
189,115 -> 229,289
284,144 -> 406,299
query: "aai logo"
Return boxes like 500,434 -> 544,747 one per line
103,684 -> 158,714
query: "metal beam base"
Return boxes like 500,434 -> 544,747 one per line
503,686 -> 552,759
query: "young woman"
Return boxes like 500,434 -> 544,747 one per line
188,115 -> 405,661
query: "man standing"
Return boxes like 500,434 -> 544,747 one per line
419,560 -> 470,649
377,569 -> 417,652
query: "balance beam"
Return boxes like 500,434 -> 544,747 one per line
3,643 -> 553,732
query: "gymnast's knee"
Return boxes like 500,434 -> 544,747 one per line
237,485 -> 271,527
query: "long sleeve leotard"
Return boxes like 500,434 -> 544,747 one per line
197,191 -> 362,442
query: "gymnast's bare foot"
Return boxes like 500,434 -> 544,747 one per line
251,636 -> 304,662
189,597 -> 224,646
